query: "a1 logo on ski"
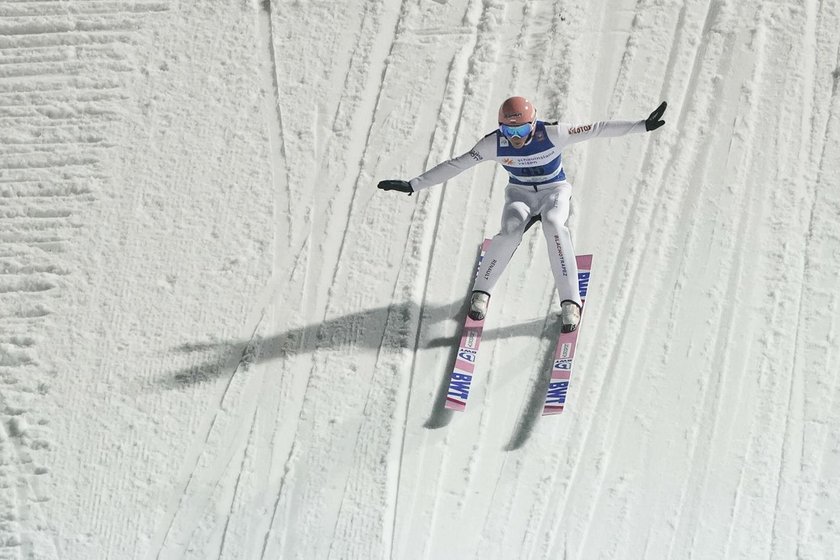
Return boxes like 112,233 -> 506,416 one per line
553,357 -> 572,371
458,348 -> 477,363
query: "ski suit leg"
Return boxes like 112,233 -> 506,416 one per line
473,186 -> 532,295
540,182 -> 582,307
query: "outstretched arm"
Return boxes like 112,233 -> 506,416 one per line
377,135 -> 495,196
550,101 -> 667,148
407,149 -> 483,192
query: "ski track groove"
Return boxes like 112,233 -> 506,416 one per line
606,0 -> 648,114
466,0 -> 559,554
254,274 -> 311,557
559,0 -> 721,556
389,0 -> 492,556
232,2 -> 311,555
258,434 -> 297,560
253,0 -> 408,556
540,0 -> 661,552
535,0 -> 656,556
768,2 -> 820,555
450,2 -> 497,528
722,14 -> 806,558
768,226 -> 808,558
386,46 -> 460,560
793,14 -> 840,555
327,289 -> 404,560
251,262 -> 316,559
668,27 -> 764,558
153,3 -> 313,557
509,0 -> 580,555
325,311 -> 398,560
216,401 -> 262,560
152,313 -> 267,559
472,452 -> 511,560
284,2 -> 404,555
180,440 -> 243,560
524,1 -> 644,555
414,2 -> 508,557
254,0 -> 297,555
650,25 -> 748,558
316,0 -> 387,327
671,23 -> 767,560
407,75 -> 467,560
0,5 -> 168,18
721,307 -> 769,553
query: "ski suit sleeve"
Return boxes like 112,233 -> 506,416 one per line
548,120 -> 647,149
408,135 -> 496,192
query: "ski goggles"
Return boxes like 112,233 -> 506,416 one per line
499,122 -> 534,139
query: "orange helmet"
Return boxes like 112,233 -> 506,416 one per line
498,96 -> 536,125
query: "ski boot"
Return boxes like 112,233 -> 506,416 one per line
468,291 -> 490,321
560,300 -> 581,333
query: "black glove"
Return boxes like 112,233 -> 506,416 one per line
645,101 -> 667,131
377,179 -> 414,196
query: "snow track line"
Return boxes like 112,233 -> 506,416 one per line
317,1 -> 393,320
252,2 -> 297,557
796,37 -> 840,560
498,2 -> 590,555
599,0 -> 648,114
715,9 -> 831,558
785,11 -> 840,557
151,2 -> 314,556
538,0 -> 665,549
655,21 -> 746,533
456,4 -> 572,553
501,1 -> 580,555
151,314 -> 267,559
768,2 -> 821,556
298,20 -> 397,560
391,57 -> 474,440
532,0 -> 648,548
258,439 -> 297,560
544,0 -> 726,556
392,1 -> 509,556
666,24 -> 766,560
216,403 -> 261,560
252,0 -> 412,557
350,5 -> 498,558
386,0 -> 493,555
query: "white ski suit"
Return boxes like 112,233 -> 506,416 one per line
409,119 -> 647,307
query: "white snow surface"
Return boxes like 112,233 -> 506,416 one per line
1,0 -> 839,559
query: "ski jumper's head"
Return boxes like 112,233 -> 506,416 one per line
498,96 -> 537,149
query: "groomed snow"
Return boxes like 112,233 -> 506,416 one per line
1,0 -> 839,559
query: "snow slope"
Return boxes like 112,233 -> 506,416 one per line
1,0 -> 839,559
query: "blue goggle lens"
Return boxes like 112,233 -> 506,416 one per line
499,122 -> 534,139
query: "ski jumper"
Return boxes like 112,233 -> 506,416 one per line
409,119 -> 647,307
